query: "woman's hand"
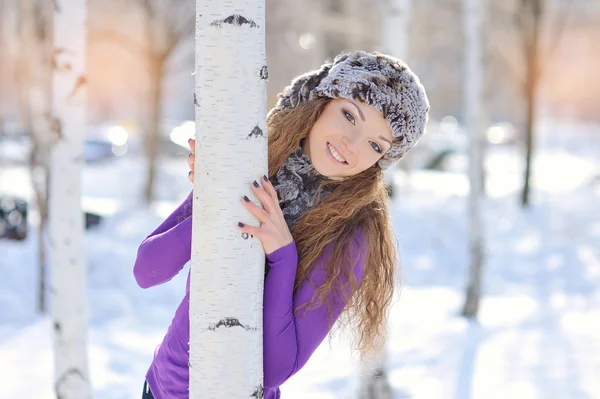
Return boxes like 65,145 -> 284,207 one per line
187,139 -> 291,254
187,138 -> 195,183
237,176 -> 293,255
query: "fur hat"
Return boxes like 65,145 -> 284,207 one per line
268,51 -> 430,169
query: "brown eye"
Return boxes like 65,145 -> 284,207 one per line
370,141 -> 382,154
342,109 -> 356,125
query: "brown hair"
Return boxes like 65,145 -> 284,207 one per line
267,97 -> 398,358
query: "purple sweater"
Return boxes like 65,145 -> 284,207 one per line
133,191 -> 366,399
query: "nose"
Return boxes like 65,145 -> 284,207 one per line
340,134 -> 359,156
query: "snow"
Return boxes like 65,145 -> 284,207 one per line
1,122 -> 599,398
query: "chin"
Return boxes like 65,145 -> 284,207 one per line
312,159 -> 332,177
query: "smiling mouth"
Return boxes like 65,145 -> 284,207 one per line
327,142 -> 347,164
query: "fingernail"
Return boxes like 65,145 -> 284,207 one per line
188,171 -> 192,176
188,138 -> 192,143
253,180 -> 259,188
263,175 -> 269,182
188,153 -> 192,159
238,222 -> 245,227
243,196 -> 250,202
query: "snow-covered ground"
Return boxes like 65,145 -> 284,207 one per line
1,122 -> 599,398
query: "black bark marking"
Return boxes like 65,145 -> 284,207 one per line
251,385 -> 264,398
259,65 -> 268,81
50,117 -> 62,140
54,321 -> 61,332
68,75 -> 87,100
54,368 -> 85,399
52,48 -> 73,73
210,14 -> 259,28
194,93 -> 200,107
241,232 -> 249,240
208,317 -> 255,331
247,126 -> 264,139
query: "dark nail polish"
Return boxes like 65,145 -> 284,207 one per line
188,153 -> 192,159
243,196 -> 250,202
188,138 -> 192,142
253,180 -> 259,188
263,175 -> 269,182
238,222 -> 245,227
188,171 -> 192,176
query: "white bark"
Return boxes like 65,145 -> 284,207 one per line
358,345 -> 392,399
380,0 -> 412,60
49,1 -> 91,398
462,0 -> 486,318
358,1 -> 413,397
380,0 -> 415,177
190,2 -> 267,398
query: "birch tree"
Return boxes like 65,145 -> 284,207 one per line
190,1 -> 267,398
380,0 -> 412,68
48,1 -> 91,397
380,0 -> 414,180
358,1 -> 413,397
461,0 -> 486,318
18,0 -> 54,313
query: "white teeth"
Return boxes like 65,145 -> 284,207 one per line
328,143 -> 346,163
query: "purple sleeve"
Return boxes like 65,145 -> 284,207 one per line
262,230 -> 366,388
133,190 -> 193,288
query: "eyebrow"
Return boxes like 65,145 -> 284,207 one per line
379,135 -> 392,147
347,100 -> 392,148
348,100 -> 366,122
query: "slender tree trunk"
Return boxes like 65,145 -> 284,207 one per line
359,1 -> 413,396
359,346 -> 392,399
34,171 -> 49,312
380,0 -> 412,59
48,1 -> 92,398
461,0 -> 485,318
190,2 -> 267,397
521,0 -> 541,208
19,0 -> 54,314
380,0 -> 413,176
143,59 -> 163,203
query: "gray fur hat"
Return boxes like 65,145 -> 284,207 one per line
268,50 -> 430,169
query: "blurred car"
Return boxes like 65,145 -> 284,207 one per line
84,124 -> 130,162
0,122 -> 132,165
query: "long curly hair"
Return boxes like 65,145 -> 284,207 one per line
267,97 -> 398,358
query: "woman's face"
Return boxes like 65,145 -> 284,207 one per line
303,99 -> 394,177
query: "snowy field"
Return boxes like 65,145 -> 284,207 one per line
1,122 -> 599,399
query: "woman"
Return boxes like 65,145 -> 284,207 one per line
134,50 -> 429,399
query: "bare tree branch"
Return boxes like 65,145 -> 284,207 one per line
543,0 -> 573,61
485,38 -> 526,88
162,0 -> 195,58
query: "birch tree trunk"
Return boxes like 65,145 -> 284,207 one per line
190,1 -> 267,398
48,1 -> 91,397
358,346 -> 392,399
358,1 -> 413,397
461,0 -> 486,318
19,0 -> 54,313
380,0 -> 413,177
380,0 -> 412,61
